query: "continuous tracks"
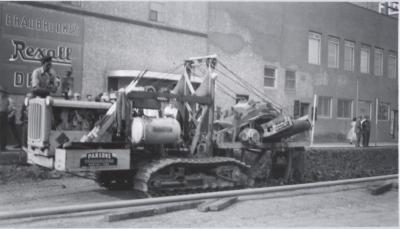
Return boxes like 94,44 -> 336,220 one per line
134,157 -> 252,196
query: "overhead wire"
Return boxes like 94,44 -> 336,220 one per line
147,64 -> 184,90
215,66 -> 269,102
195,61 -> 260,102
215,68 -> 266,101
215,81 -> 236,100
217,61 -> 282,111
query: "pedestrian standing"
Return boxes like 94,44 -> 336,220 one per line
73,92 -> 81,101
355,115 -> 363,147
346,117 -> 357,144
61,68 -> 73,100
86,94 -> 93,101
20,93 -> 31,147
7,97 -> 21,148
0,86 -> 9,152
362,115 -> 371,147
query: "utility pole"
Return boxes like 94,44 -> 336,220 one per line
310,94 -> 317,146
375,98 -> 379,146
356,78 -> 359,118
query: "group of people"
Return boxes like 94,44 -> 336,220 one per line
0,86 -> 22,151
347,115 -> 371,147
0,55 -> 71,151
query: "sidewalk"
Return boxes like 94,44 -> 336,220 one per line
310,142 -> 398,148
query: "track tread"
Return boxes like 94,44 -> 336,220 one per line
133,157 -> 251,196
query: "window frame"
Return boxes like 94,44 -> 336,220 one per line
149,9 -> 158,21
328,36 -> 340,68
337,98 -> 353,119
374,47 -> 384,76
149,2 -> 165,22
308,32 -> 321,65
264,66 -> 277,88
344,40 -> 355,71
388,53 -> 397,79
317,96 -> 332,118
360,44 -> 371,74
378,102 -> 390,121
284,69 -> 296,90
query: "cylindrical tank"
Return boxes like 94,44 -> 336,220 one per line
131,118 -> 181,144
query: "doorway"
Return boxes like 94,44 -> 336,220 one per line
294,100 -> 310,119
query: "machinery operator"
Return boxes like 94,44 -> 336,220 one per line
31,55 -> 60,98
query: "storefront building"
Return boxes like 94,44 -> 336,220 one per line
0,1 -> 208,113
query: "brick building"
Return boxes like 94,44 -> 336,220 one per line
0,2 -> 397,143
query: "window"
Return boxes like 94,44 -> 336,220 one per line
308,32 -> 321,65
264,67 -> 276,88
317,96 -> 332,118
14,72 -> 24,87
358,100 -> 372,119
328,37 -> 339,68
149,10 -> 158,21
374,48 -> 384,76
360,45 -> 370,73
388,54 -> 397,79
285,70 -> 296,89
149,2 -> 165,22
337,99 -> 353,118
378,102 -> 390,120
344,40 -> 355,71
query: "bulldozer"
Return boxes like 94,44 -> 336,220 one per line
25,55 -> 311,196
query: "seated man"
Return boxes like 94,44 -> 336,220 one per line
31,56 -> 59,98
163,102 -> 178,119
143,86 -> 160,118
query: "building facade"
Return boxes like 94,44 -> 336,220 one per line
0,2 -> 397,143
208,2 -> 398,143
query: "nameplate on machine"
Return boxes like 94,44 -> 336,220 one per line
80,152 -> 118,167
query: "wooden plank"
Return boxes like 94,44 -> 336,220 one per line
105,201 -> 202,222
197,199 -> 218,212
369,182 -> 393,195
105,209 -> 154,222
208,197 -> 238,211
197,197 -> 238,212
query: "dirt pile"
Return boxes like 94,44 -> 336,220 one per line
303,146 -> 398,182
0,165 -> 66,184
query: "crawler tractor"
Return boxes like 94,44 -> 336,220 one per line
25,55 -> 311,196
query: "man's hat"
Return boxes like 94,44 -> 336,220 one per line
0,85 -> 8,94
41,55 -> 52,64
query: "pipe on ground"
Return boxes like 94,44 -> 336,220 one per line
0,174 -> 397,220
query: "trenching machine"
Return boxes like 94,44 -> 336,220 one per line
25,55 -> 311,196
